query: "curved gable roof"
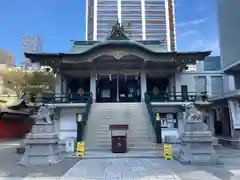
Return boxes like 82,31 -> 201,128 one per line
71,40 -> 166,56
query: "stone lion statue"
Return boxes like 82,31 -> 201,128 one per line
184,103 -> 203,123
35,104 -> 54,124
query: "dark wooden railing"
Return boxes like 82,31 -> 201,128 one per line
146,92 -> 198,102
39,92 -> 93,104
34,92 -> 93,142
76,93 -> 93,142
144,92 -> 162,143
0,92 -> 93,104
144,91 -> 208,144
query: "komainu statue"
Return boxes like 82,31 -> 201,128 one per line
175,103 -> 219,165
19,103 -> 61,166
184,103 -> 203,122
34,104 -> 54,124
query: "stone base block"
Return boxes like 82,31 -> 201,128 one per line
174,155 -> 222,165
18,141 -> 62,166
175,142 -> 220,165
16,147 -> 25,154
175,152 -> 220,165
31,123 -> 55,134
230,140 -> 240,149
18,153 -> 62,166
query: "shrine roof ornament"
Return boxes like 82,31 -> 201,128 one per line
106,19 -> 130,40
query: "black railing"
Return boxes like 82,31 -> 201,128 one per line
144,92 -> 162,143
76,93 -> 93,142
146,92 -> 199,102
38,92 -> 93,104
0,92 -> 93,104
144,91 -> 208,144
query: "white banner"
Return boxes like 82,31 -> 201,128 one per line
228,100 -> 240,129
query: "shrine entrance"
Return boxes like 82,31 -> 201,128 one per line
96,73 -> 141,103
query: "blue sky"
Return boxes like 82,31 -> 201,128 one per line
0,0 -> 219,65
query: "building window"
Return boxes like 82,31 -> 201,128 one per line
211,76 -> 223,95
234,74 -> 240,89
195,76 -> 207,93
204,56 -> 221,71
158,113 -> 178,128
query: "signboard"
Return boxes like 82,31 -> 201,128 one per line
156,113 -> 160,121
77,114 -> 82,122
164,144 -> 172,160
76,141 -> 85,157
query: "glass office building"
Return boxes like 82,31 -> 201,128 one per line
86,0 -> 176,51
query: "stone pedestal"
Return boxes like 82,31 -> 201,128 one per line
175,103 -> 219,165
18,122 -> 61,166
176,120 -> 219,165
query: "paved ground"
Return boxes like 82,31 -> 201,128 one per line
0,145 -> 78,179
62,157 -> 240,180
0,141 -> 240,179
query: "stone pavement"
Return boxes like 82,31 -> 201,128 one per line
61,157 -> 240,180
0,146 -> 78,179
0,143 -> 240,179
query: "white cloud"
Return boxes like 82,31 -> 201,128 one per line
178,30 -> 199,38
182,39 -> 220,55
177,18 -> 209,27
177,28 -> 219,55
206,40 -> 220,55
195,6 -> 205,12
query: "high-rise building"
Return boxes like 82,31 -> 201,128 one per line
0,50 -> 15,68
217,0 -> 240,70
86,0 -> 176,51
22,36 -> 42,69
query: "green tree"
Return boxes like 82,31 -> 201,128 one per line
0,69 -> 55,100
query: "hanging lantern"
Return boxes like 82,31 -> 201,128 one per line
135,75 -> 138,80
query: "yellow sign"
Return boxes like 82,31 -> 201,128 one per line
76,141 -> 85,157
164,144 -> 172,160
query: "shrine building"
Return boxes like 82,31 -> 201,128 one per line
25,21 -> 212,151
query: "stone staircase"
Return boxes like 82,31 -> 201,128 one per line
84,102 -> 157,151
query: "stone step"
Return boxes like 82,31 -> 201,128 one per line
91,108 -> 143,111
87,117 -> 148,120
85,135 -> 154,140
85,137 -> 155,142
89,117 -> 147,119
85,140 -> 156,146
85,134 -> 155,139
85,129 -> 153,133
64,146 -> 179,159
85,142 -> 156,149
85,138 -> 155,144
85,129 -> 152,133
92,102 -> 143,106
86,133 -> 155,137
85,102 -> 154,150
85,145 -> 163,151
86,121 -> 150,124
86,124 -> 150,128
92,108 -> 142,111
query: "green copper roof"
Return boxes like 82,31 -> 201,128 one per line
24,20 -> 212,66
71,40 -> 168,53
